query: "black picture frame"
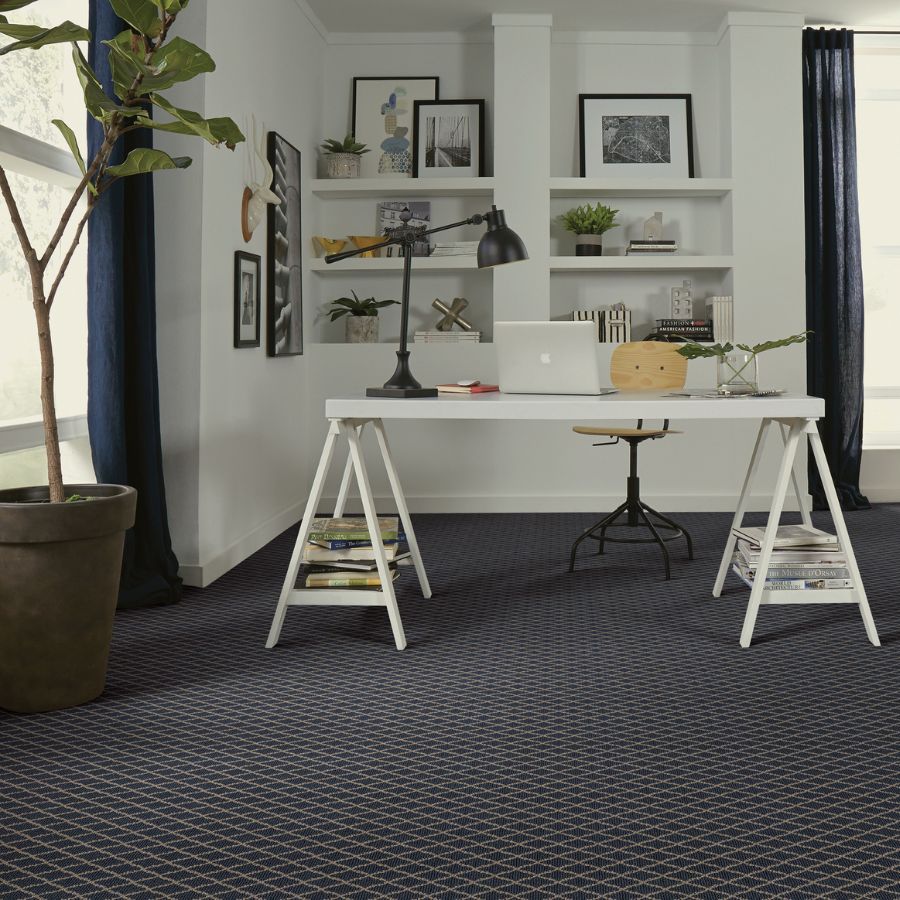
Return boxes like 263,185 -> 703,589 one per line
233,251 -> 261,348
351,76 -> 440,178
579,93 -> 695,178
412,99 -> 486,178
266,131 -> 303,357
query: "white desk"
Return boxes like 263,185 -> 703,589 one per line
265,392 -> 879,651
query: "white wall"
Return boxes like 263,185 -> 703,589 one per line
157,0 -> 325,585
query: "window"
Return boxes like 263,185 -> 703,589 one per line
855,35 -> 900,449
0,0 -> 92,488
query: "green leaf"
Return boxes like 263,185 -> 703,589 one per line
369,299 -> 400,309
0,19 -> 89,55
157,0 -> 191,11
103,30 -> 154,101
0,2 -> 40,11
51,119 -> 85,174
139,36 -> 214,92
744,331 -> 811,355
141,93 -> 243,148
72,44 -> 144,122
108,0 -> 161,37
106,147 -> 191,177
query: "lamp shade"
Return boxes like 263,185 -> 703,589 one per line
477,206 -> 529,268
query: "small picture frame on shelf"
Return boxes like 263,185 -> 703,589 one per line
412,99 -> 485,178
579,94 -> 694,178
234,251 -> 261,348
352,76 -> 440,178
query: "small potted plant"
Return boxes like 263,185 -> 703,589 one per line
677,332 -> 810,394
327,291 -> 399,343
320,134 -> 370,178
555,202 -> 620,256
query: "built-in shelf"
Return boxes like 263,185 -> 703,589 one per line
549,255 -> 735,272
309,256 -> 482,273
549,178 -> 734,198
310,177 -> 496,198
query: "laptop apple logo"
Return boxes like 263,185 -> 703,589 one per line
540,352 -> 552,365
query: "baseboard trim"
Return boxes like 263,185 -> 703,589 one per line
179,500 -> 306,588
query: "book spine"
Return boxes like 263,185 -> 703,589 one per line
308,531 -> 399,543
306,575 -> 384,587
312,537 -> 402,550
745,566 -> 851,578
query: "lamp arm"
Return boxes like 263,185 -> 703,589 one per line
418,212 -> 487,240
325,234 -> 404,263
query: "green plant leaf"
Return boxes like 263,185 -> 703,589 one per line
50,119 -> 86,175
106,147 -> 191,177
743,331 -> 811,355
555,202 -> 619,235
140,93 -> 243,148
108,0 -> 161,37
157,0 -> 191,11
368,299 -> 400,309
72,44 -> 144,122
138,36 -> 215,92
0,19 -> 89,55
103,29 -> 153,100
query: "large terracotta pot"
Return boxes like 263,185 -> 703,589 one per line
0,484 -> 137,714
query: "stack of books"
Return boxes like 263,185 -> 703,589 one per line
731,524 -> 852,591
626,239 -> 678,256
436,383 -> 499,394
414,330 -> 481,343
653,319 -> 714,341
707,296 -> 734,342
300,516 -> 409,589
430,241 -> 479,258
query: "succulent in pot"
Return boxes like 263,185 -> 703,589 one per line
555,202 -> 620,256
327,291 -> 399,343
0,0 -> 243,713
320,134 -> 370,178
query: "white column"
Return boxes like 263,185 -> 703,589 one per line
491,14 -> 552,322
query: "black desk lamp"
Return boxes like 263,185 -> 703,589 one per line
325,205 -> 528,397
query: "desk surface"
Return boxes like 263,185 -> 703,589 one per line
326,391 -> 824,421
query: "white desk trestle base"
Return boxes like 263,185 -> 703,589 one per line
266,394 -> 879,650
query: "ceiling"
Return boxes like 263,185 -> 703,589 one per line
304,0 -> 900,33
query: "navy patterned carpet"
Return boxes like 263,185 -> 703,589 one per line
2,507 -> 900,898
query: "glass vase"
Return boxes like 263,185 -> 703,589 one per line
717,352 -> 758,394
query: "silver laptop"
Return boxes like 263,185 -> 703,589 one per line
495,321 -> 615,395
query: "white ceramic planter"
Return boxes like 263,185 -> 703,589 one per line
325,153 -> 361,178
346,316 -> 378,343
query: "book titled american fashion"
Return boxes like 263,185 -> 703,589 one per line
307,516 -> 399,543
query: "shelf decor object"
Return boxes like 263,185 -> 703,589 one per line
412,99 -> 486,177
234,251 -> 261,349
267,132 -> 303,357
319,133 -> 370,178
325,291 -> 400,344
555,201 -> 620,256
352,77 -> 440,178
325,205 -> 528,397
579,94 -> 694,178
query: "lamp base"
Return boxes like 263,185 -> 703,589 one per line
366,386 -> 438,398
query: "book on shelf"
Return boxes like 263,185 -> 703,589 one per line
436,383 -> 499,394
302,553 -> 410,573
310,534 -> 404,550
733,556 -> 850,580
733,524 -> 839,549
657,319 -> 709,327
731,564 -> 852,591
307,516 -> 400,543
707,296 -> 734,342
736,539 -> 847,566
414,331 -> 481,343
302,542 -> 407,563
303,568 -> 401,589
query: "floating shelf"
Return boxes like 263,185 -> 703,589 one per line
550,255 -> 735,271
549,178 -> 734,198
310,177 -> 496,198
309,256 -> 483,273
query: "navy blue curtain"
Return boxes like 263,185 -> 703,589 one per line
803,28 -> 870,511
87,3 -> 182,608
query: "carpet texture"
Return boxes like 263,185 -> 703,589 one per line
2,508 -> 899,898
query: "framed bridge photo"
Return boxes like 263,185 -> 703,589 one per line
412,99 -> 485,178
579,93 -> 694,178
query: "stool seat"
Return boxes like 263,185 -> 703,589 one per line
572,426 -> 682,438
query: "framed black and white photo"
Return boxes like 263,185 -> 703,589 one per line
266,131 -> 303,357
352,76 -> 439,178
412,99 -> 485,178
375,200 -> 432,256
233,251 -> 261,348
579,94 -> 694,178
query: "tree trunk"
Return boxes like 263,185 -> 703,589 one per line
33,294 -> 64,503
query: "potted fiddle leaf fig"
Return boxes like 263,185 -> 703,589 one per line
326,291 -> 399,343
0,0 -> 243,714
320,133 -> 369,178
555,202 -> 620,256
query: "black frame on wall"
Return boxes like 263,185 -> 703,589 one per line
233,250 -> 261,349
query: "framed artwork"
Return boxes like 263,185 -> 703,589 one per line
412,99 -> 485,178
579,94 -> 694,178
376,200 -> 431,256
352,76 -> 439,178
233,251 -> 261,348
266,131 -> 303,357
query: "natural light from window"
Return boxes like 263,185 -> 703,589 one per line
855,36 -> 900,448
